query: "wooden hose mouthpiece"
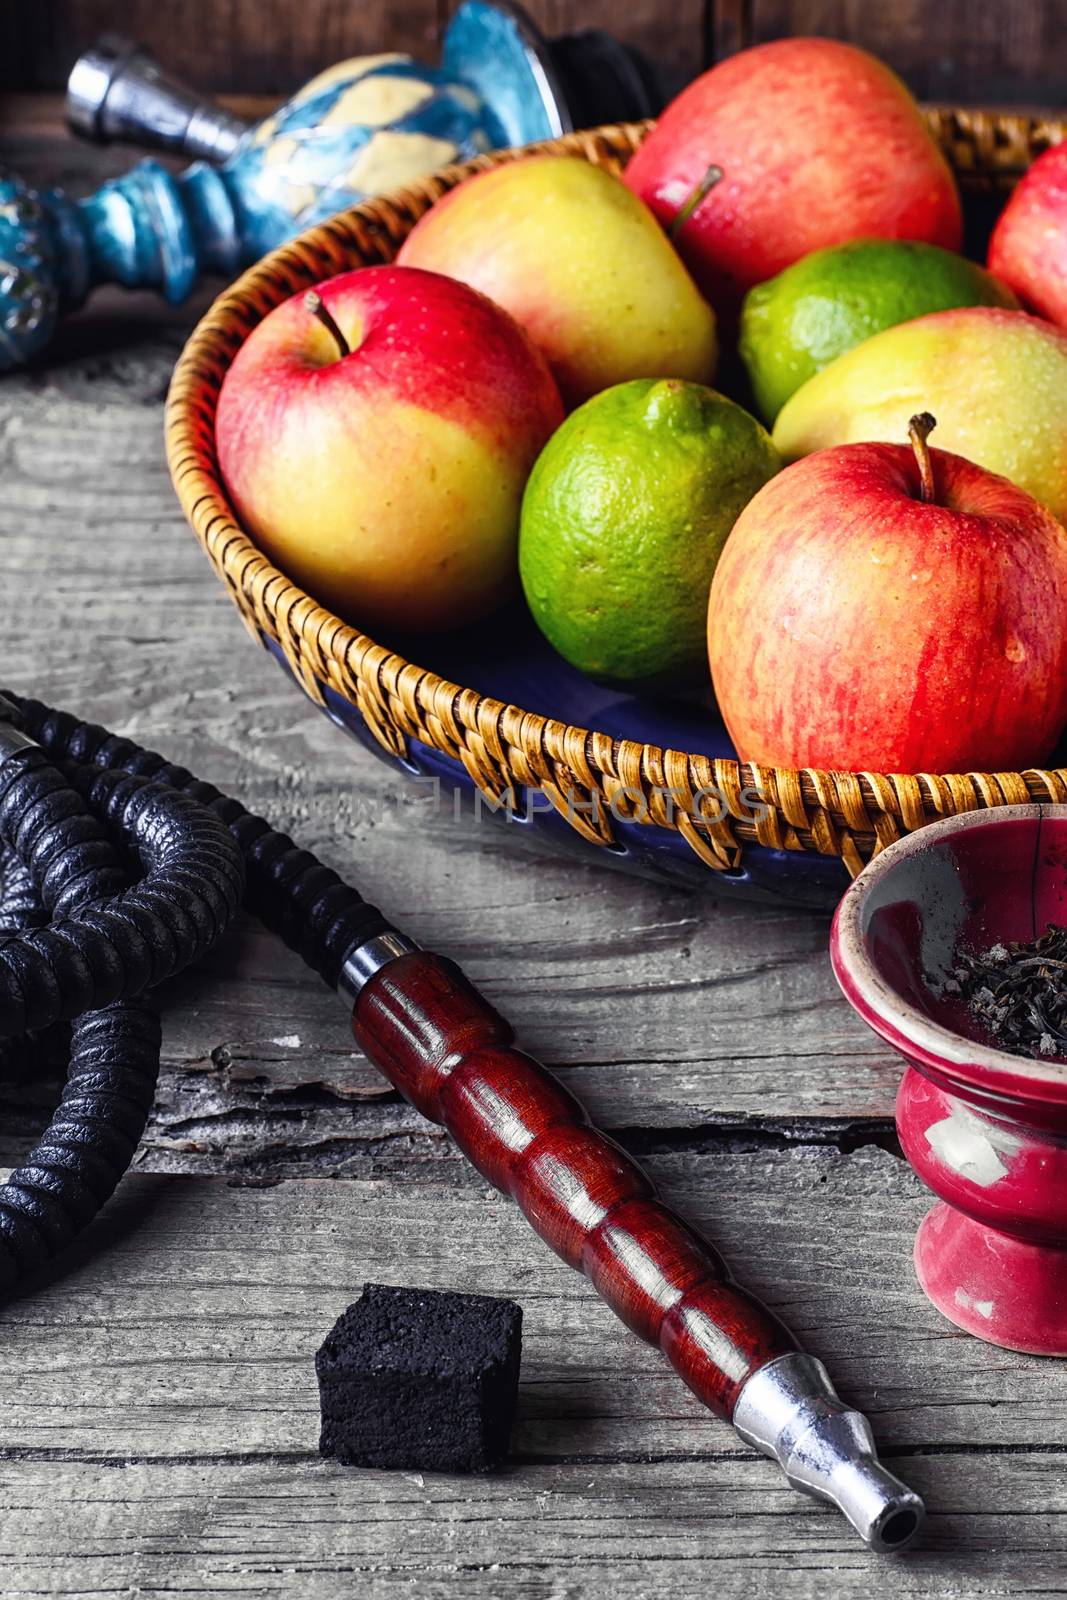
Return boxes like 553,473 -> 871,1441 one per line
348,945 -> 925,1551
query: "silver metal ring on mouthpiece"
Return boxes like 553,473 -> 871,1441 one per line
337,930 -> 419,1003
0,698 -> 37,760
732,1352 -> 925,1552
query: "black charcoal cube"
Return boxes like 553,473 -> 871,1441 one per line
316,1282 -> 523,1472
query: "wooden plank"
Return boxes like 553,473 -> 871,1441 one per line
6,4 -> 1067,114
712,0 -> 1067,106
1,1152 -> 1060,1456
709,0 -> 753,61
2,1454 -> 1067,1600
0,1154 -> 1063,1596
0,1 -> 444,95
4,916 -> 901,1176
0,0 -> 705,100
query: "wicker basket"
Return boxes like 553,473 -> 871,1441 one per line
165,109 -> 1067,886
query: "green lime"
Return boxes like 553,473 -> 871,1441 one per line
519,378 -> 779,687
739,239 -> 1019,425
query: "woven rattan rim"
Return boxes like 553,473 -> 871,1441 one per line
166,111 -> 1067,880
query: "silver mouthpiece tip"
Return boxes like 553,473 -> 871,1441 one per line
732,1352 -> 925,1553
0,696 -> 37,759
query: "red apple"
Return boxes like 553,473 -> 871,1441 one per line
216,265 -> 563,632
625,38 -> 962,312
708,419 -> 1067,773
989,143 -> 1067,329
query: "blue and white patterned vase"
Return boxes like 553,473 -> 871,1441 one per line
0,1 -> 659,370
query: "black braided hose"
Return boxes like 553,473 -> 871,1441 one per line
0,691 -> 391,1292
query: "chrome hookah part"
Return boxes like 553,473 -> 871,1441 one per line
733,1352 -> 925,1551
66,34 -> 247,163
0,697 -> 39,759
337,931 -> 421,1004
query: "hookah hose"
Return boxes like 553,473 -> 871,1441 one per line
0,689 -> 392,1284
0,690 -> 924,1552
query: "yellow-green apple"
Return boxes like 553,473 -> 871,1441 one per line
709,417 -> 1067,773
215,265 -> 563,633
396,156 -> 717,407
624,38 -> 962,313
988,143 -> 1067,329
773,307 -> 1067,524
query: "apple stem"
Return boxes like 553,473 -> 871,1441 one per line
669,164 -> 724,242
305,290 -> 350,359
908,411 -> 938,503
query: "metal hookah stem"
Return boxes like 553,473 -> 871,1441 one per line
66,36 -> 248,163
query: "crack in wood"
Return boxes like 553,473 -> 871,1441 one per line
0,1097 -> 901,1179
619,1120 -> 901,1158
2,1440 -> 1065,1472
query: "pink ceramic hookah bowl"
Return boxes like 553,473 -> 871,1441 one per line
831,804 -> 1067,1355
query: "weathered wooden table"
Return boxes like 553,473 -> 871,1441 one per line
1,113 -> 1064,1600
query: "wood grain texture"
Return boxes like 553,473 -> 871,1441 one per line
6,2 -> 1067,104
0,1 -> 444,95
5,1453 -> 1067,1600
711,0 -> 1067,106
1,1153 -> 1065,1597
0,0 -> 707,99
